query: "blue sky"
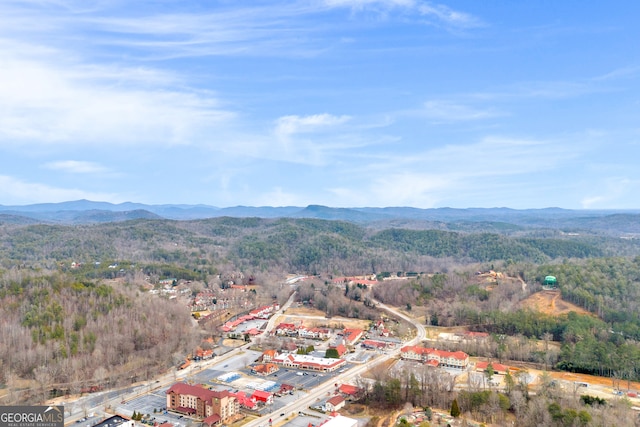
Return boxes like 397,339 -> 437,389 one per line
1,0 -> 639,209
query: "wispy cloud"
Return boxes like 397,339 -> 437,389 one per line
418,100 -> 503,122
418,3 -> 483,28
0,2 -> 323,61
254,187 -> 302,207
322,133 -> 592,207
0,45 -> 233,147
44,160 -> 109,174
324,0 -> 483,29
0,1 -> 483,63
581,177 -> 640,209
410,135 -> 583,177
591,65 -> 640,82
329,171 -> 450,207
275,113 -> 351,138
469,67 -> 639,102
0,175 -> 121,205
324,0 -> 416,9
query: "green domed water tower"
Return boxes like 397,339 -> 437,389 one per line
544,275 -> 558,288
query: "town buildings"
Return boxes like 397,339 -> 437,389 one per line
166,383 -> 239,424
262,350 -> 346,372
325,395 -> 346,412
400,345 -> 469,369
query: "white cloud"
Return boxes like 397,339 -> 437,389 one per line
423,136 -> 562,175
0,3 -> 328,60
323,133 -> 593,207
367,135 -> 578,178
370,172 -> 451,207
0,175 -> 122,205
324,0 -> 416,9
580,196 -> 605,209
0,46 -> 233,147
591,66 -> 640,82
275,113 -> 351,138
44,160 -> 109,174
419,100 -> 502,122
418,3 -> 482,28
324,0 -> 482,29
326,171 -> 451,207
580,177 -> 640,209
254,187 -> 302,207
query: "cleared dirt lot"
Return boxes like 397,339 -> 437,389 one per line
275,307 -> 372,330
518,290 -> 593,317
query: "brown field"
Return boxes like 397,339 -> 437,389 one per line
519,290 -> 593,317
222,338 -> 247,348
285,306 -> 327,316
548,370 -> 640,390
275,306 -> 372,330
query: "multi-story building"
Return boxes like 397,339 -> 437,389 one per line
400,346 -> 469,369
166,383 -> 239,423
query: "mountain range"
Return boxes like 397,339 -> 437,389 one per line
1,200 -> 640,235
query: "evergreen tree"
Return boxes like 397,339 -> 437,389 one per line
325,348 -> 340,358
450,398 -> 461,418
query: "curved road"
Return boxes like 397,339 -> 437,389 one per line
243,297 -> 426,427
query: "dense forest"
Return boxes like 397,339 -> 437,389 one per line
0,270 -> 198,402
2,217 -> 638,274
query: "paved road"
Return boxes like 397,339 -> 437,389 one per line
260,292 -> 297,337
373,298 -> 426,345
242,298 -> 427,427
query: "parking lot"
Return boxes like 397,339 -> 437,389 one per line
236,319 -> 267,334
281,412 -> 331,427
116,387 -> 187,427
113,352 -> 355,424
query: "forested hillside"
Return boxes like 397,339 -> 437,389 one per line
2,217 -> 637,273
0,270 -> 197,402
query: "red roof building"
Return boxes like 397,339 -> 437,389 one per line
342,328 -> 363,346
249,303 -> 280,318
228,391 -> 255,409
325,395 -> 346,412
476,361 -> 510,375
275,323 -> 299,336
463,331 -> 490,340
202,414 -> 221,427
195,348 -> 214,360
271,353 -> 346,372
400,346 -> 469,369
262,349 -> 277,362
277,384 -> 294,396
330,344 -> 347,356
338,384 -> 362,398
361,340 -> 387,349
252,363 -> 279,376
251,390 -> 274,404
166,383 -> 239,421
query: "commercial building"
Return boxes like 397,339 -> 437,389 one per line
400,346 -> 469,369
166,383 -> 239,424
